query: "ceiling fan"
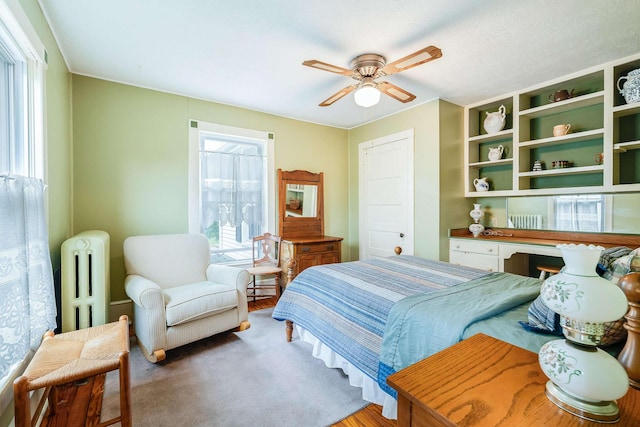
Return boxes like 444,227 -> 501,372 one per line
303,45 -> 442,107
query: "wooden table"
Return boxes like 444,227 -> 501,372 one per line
387,334 -> 640,426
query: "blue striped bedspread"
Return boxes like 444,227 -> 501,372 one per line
271,256 -> 504,392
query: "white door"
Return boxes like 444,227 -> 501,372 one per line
359,129 -> 414,259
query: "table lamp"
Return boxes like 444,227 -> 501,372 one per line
538,244 -> 629,422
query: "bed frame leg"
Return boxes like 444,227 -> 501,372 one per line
286,320 -> 293,342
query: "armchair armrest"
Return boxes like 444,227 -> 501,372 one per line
124,275 -> 167,356
125,275 -> 164,308
206,265 -> 250,292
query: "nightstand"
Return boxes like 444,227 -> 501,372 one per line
387,333 -> 640,426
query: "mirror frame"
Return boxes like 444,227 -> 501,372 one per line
278,169 -> 324,238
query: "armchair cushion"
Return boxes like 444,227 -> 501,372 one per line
164,282 -> 238,327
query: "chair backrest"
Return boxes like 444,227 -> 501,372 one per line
123,233 -> 210,288
252,233 -> 281,268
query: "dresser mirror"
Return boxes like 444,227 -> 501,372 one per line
506,193 -> 640,234
285,183 -> 318,217
277,169 -> 324,237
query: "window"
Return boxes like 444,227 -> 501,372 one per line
0,0 -> 48,415
551,194 -> 607,232
0,0 -> 45,178
189,121 -> 275,264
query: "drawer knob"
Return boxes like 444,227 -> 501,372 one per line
301,247 -> 310,252
327,245 -> 334,250
487,248 -> 493,253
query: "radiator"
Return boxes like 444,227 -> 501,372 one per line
61,230 -> 110,332
508,214 -> 543,229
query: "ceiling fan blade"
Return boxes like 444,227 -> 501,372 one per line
381,45 -> 442,76
303,59 -> 354,76
319,84 -> 357,107
377,81 -> 416,103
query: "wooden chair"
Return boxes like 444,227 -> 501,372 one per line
247,233 -> 283,301
537,265 -> 561,280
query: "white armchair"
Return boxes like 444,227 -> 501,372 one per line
123,233 -> 250,362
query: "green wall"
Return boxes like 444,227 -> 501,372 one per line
72,76 -> 349,301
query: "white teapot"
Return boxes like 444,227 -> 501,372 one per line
483,105 -> 506,134
487,145 -> 504,161
473,177 -> 490,192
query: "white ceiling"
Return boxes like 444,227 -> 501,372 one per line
39,0 -> 640,129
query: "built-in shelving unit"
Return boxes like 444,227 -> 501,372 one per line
464,53 -> 640,197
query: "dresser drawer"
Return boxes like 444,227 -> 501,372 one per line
298,242 -> 339,254
449,251 -> 499,272
280,237 -> 342,285
449,239 -> 498,256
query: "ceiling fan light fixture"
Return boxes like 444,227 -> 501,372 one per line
354,78 -> 380,107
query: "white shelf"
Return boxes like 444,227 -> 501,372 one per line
519,91 -> 604,119
519,129 -> 605,148
468,129 -> 513,144
469,158 -> 512,169
464,53 -> 640,197
614,140 -> 640,153
518,165 -> 603,178
613,102 -> 640,118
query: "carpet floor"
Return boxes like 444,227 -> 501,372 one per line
100,308 -> 368,426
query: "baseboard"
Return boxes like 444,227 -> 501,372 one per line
109,299 -> 133,322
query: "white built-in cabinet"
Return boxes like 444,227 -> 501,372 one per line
465,53 -> 640,197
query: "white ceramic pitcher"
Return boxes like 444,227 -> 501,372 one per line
487,145 -> 504,161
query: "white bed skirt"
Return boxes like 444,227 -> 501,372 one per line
295,325 -> 398,420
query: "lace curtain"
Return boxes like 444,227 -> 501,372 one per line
0,176 -> 57,388
200,151 -> 264,234
553,195 -> 604,232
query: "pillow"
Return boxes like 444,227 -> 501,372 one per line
519,295 -> 626,346
603,248 -> 640,282
519,295 -> 563,336
520,249 -> 636,347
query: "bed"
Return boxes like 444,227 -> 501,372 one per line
271,255 -> 636,419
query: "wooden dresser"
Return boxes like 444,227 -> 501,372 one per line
280,235 -> 342,282
387,333 -> 640,427
277,169 -> 343,285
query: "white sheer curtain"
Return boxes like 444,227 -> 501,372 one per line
553,195 -> 604,232
0,176 -> 56,396
200,151 -> 264,243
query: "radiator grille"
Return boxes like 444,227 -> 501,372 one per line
508,214 -> 543,229
61,230 -> 110,331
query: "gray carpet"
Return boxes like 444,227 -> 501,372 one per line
101,308 -> 368,426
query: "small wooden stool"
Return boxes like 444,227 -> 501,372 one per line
13,315 -> 131,427
537,265 -> 561,280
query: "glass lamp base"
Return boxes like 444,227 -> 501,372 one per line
545,381 -> 620,423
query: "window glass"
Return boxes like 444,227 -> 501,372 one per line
552,194 -> 605,232
0,23 -> 27,175
200,132 -> 267,263
189,121 -> 275,264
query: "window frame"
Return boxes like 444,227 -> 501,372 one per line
0,0 -> 47,416
188,120 -> 275,264
0,0 -> 46,179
